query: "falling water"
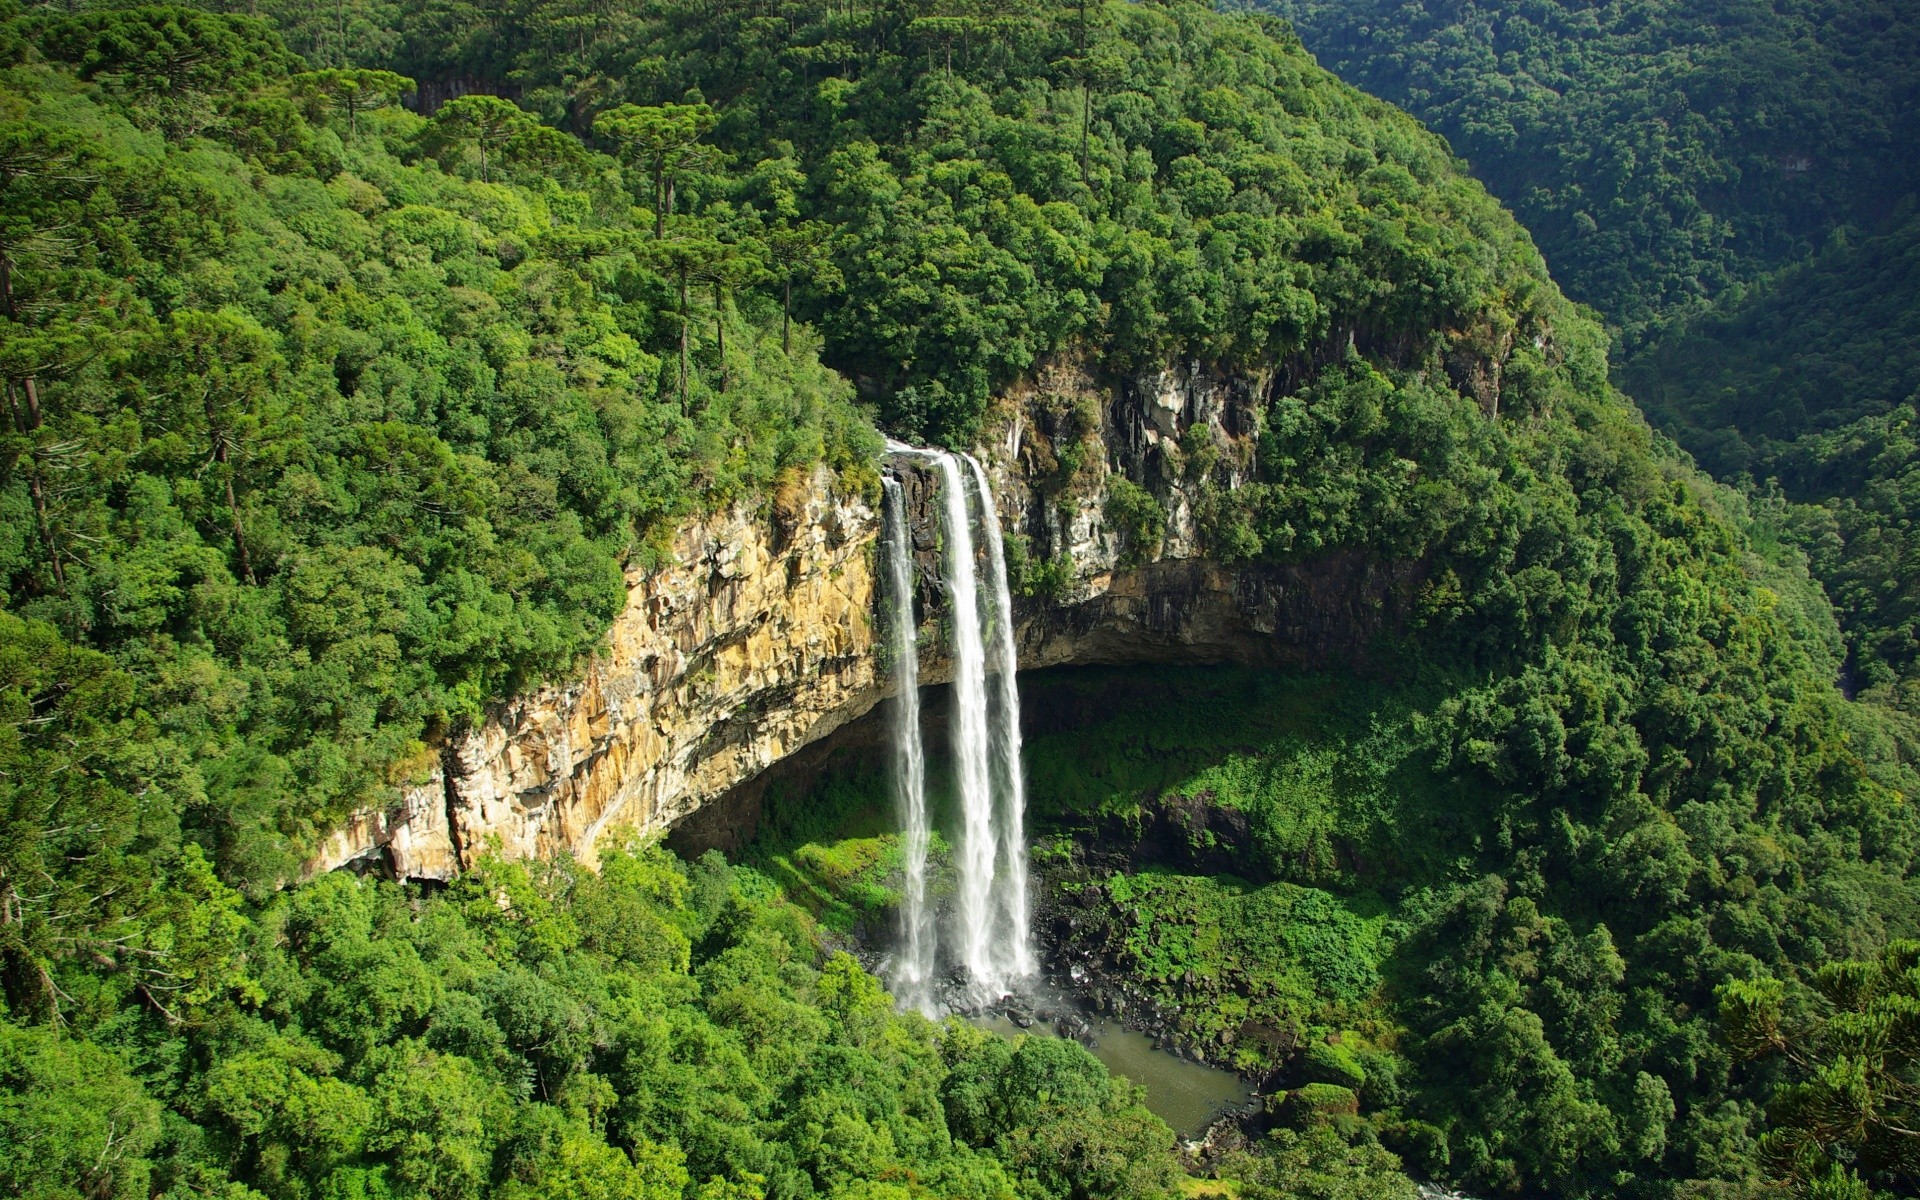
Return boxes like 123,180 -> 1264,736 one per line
932,453 -> 1000,992
882,440 -> 1033,1004
882,478 -> 934,1012
966,455 -> 1035,983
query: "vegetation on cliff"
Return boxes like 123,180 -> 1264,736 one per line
2,2 -> 1915,1200
789,650 -> 1917,1198
0,1 -> 876,898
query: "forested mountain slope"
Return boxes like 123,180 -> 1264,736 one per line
1,3 -> 1916,1200
1619,214 -> 1920,703
1266,0 -> 1920,708
1263,0 -> 1920,346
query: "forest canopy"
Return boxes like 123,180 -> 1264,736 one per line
1263,0 -> 1920,347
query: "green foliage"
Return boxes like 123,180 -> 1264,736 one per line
0,1017 -> 163,1200
1620,213 -> 1920,700
293,69 -> 413,137
0,843 -> 1183,1200
3,5 -> 1916,1200
1023,662 -> 1920,1198
1100,872 -> 1385,1031
1277,1084 -> 1361,1129
1264,0 -> 1920,731
1219,1126 -> 1418,1200
1104,476 -> 1164,567
1266,0 -> 1920,348
224,0 -> 1580,446
1301,1042 -> 1367,1091
1719,941 -> 1920,1198
0,611 -> 257,1023
939,1022 -> 1182,1199
0,13 -> 877,892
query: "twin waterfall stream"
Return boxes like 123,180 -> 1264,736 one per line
882,443 -> 1034,1012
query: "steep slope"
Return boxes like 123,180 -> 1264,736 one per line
1618,213 -> 1920,698
1266,0 -> 1920,707
1264,0 -> 1920,345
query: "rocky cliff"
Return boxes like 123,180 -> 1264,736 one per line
312,358 -> 1422,879
310,477 -> 884,878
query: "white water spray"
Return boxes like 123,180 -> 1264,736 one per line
882,478 -> 934,1012
883,440 -> 1033,1003
933,453 -> 1000,991
967,455 -> 1035,982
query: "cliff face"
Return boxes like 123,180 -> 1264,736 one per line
310,477 -> 884,877
313,358 -> 1421,879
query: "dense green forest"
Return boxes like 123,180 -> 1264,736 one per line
1263,0 -> 1920,347
1619,213 -> 1920,704
2,1 -> 1917,1199
1265,0 -> 1920,706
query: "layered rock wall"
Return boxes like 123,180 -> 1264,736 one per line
311,472 -> 884,877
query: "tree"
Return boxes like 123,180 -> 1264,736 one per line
260,0 -> 403,71
593,102 -> 718,240
33,8 -> 299,138
694,235 -> 766,392
1721,947 -> 1920,1198
642,228 -> 726,408
1055,40 -> 1126,179
0,614 -> 254,1026
293,68 -> 415,136
0,1018 -> 161,1200
142,310 -> 285,585
0,119 -> 104,595
431,94 -> 534,182
504,119 -> 596,181
1220,1127 -> 1419,1200
764,219 -> 840,354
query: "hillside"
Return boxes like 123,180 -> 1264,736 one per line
2,4 -> 1916,1200
1264,0 -> 1920,346
1619,212 -> 1920,699
1266,0 -> 1920,703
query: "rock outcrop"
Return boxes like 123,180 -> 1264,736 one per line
312,357 -> 1421,879
310,474 -> 884,877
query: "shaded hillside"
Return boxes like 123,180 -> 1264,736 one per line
1264,0 -> 1920,346
1620,212 -> 1920,695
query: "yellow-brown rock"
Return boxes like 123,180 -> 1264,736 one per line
310,465 -> 882,877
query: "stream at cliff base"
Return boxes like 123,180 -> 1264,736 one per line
969,1011 -> 1256,1139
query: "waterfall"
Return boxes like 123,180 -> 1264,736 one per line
883,440 -> 1034,1004
882,478 -> 934,1012
967,455 -> 1035,983
932,453 -> 1000,992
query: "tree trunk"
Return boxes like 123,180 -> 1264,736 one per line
5,378 -> 64,594
215,439 -> 256,585
2,252 -> 64,593
1081,85 -> 1091,179
678,266 -> 690,409
652,161 -> 665,239
783,277 -> 792,354
714,280 -> 727,392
